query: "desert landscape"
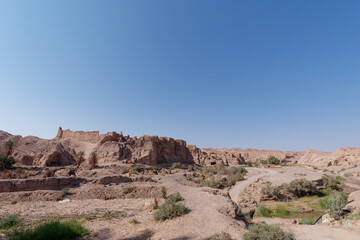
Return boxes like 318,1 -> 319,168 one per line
1,128 -> 360,240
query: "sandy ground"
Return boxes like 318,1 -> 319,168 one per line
1,166 -> 360,239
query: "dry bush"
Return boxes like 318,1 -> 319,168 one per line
76,151 -> 85,168
88,152 -> 97,170
261,182 -> 282,200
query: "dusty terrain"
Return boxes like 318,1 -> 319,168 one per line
1,128 -> 360,239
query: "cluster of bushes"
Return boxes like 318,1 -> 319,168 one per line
261,155 -> 280,165
202,165 -> 247,189
243,224 -> 295,240
10,220 -> 89,240
321,175 -> 342,190
154,192 -> 188,221
261,178 -> 317,200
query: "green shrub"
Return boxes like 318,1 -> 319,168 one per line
261,156 -> 280,165
261,183 -> 282,200
209,232 -> 232,240
300,218 -> 314,225
321,175 -> 341,190
344,173 -> 352,177
243,224 -> 295,240
123,186 -> 133,194
132,165 -> 144,173
11,220 -> 89,240
0,154 -> 15,170
120,167 -> 129,174
246,161 -> 253,167
0,214 -> 20,230
257,205 -> 272,217
167,192 -> 183,202
327,161 -> 332,167
267,155 -> 280,165
282,178 -> 317,198
161,186 -> 167,199
154,193 -> 188,221
324,191 -> 348,220
171,162 -> 186,169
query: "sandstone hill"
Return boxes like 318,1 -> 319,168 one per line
1,128 -> 360,167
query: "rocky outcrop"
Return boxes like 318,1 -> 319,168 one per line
188,145 -> 246,166
0,177 -> 86,192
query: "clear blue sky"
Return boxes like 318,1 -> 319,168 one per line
1,1 -> 360,152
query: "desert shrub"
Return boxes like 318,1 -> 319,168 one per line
267,155 -> 280,165
321,175 -> 341,190
0,215 -> 20,230
282,179 -> 317,198
132,165 -> 144,173
167,192 -> 183,202
75,151 -> 85,168
153,198 -> 158,210
261,183 -> 282,200
120,167 -> 129,174
324,191 -> 348,220
243,224 -> 295,240
11,220 -> 89,240
209,232 -> 232,240
154,193 -> 188,221
344,173 -> 352,177
0,154 -> 15,170
257,205 -> 272,217
274,204 -> 290,217
128,218 -> 139,225
161,186 -> 167,199
261,156 -> 280,165
123,186 -> 133,194
246,161 -> 253,167
171,162 -> 186,169
300,218 -> 314,225
327,161 -> 332,167
334,159 -> 339,165
88,152 -> 97,170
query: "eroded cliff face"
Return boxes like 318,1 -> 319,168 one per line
0,128 -> 196,166
2,128 -> 360,167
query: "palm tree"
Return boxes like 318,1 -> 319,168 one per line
76,151 -> 85,168
3,140 -> 14,160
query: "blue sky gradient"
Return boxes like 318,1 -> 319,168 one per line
1,1 -> 360,151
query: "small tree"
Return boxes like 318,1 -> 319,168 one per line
76,151 -> 85,168
0,140 -> 15,170
328,161 -> 332,167
325,191 -> 348,220
266,155 -> 280,165
334,159 -> 339,166
88,152 -> 97,170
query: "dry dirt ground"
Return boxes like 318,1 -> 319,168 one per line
1,166 -> 360,239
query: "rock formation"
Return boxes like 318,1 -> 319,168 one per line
2,128 -> 360,167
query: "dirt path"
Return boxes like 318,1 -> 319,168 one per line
148,173 -> 247,239
229,168 -> 277,203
